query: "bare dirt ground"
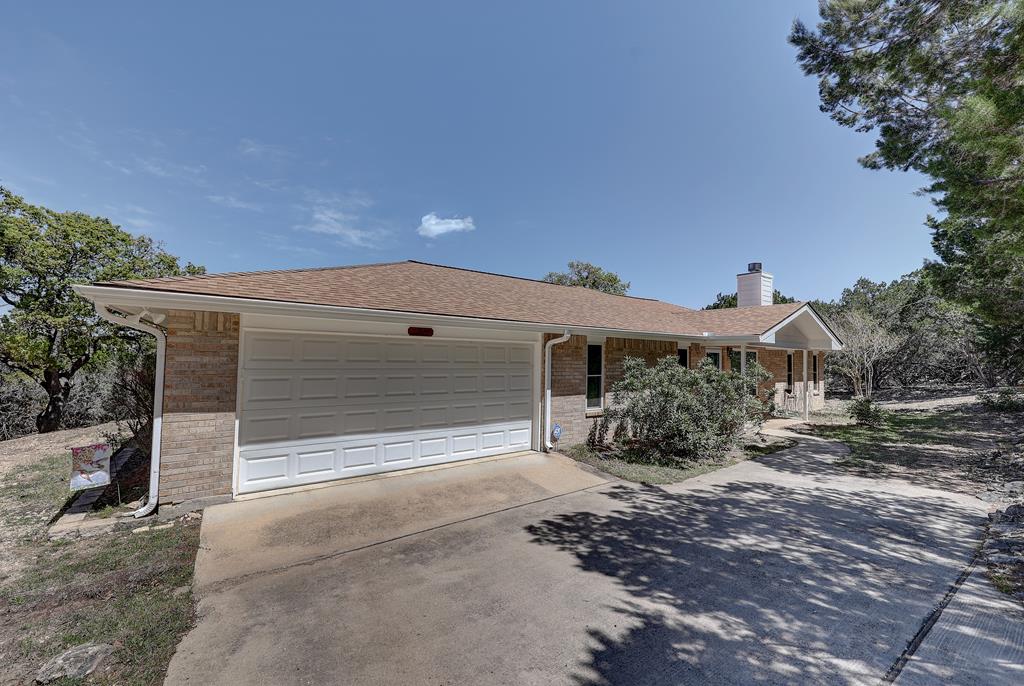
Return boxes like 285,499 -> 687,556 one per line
801,394 -> 1024,606
802,394 -> 1023,500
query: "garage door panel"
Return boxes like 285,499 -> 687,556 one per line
382,441 -> 414,464
295,414 -> 337,441
243,414 -> 292,444
237,333 -> 533,494
246,336 -> 295,365
420,344 -> 450,363
296,449 -> 335,477
509,427 -> 531,448
298,375 -> 340,401
299,338 -> 341,363
242,398 -> 533,445
385,342 -> 417,363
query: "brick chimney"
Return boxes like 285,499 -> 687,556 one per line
737,262 -> 773,307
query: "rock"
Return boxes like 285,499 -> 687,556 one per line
985,552 -> 1022,565
172,585 -> 191,597
984,538 -> 1022,553
35,643 -> 113,683
1003,503 -> 1024,522
979,490 -> 1005,503
1002,480 -> 1024,493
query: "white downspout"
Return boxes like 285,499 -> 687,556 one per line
544,330 -> 571,451
93,303 -> 166,518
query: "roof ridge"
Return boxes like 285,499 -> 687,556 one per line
405,260 -> 675,305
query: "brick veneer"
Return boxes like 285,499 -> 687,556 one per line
159,310 -> 240,503
544,334 -> 829,448
543,333 -> 678,447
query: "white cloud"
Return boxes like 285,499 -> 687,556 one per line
294,191 -> 388,249
238,138 -> 292,160
135,157 -> 206,183
417,212 -> 475,238
207,194 -> 263,211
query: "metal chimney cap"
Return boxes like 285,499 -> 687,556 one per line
747,262 -> 763,273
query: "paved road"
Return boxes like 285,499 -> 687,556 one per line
166,436 -> 1000,685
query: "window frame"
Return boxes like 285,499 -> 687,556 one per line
678,347 -> 689,368
786,352 -> 794,392
706,347 -> 722,371
586,342 -> 604,411
812,352 -> 819,392
728,348 -> 758,372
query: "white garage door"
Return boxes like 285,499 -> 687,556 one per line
236,331 -> 534,494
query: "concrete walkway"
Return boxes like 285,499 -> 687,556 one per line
898,564 -> 1024,684
165,434 -> 1019,685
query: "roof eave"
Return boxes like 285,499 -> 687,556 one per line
72,284 -> 716,342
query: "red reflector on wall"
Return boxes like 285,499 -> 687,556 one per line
408,327 -> 434,337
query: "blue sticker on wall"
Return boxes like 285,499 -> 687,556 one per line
552,423 -> 562,441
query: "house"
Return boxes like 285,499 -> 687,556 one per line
73,260 -> 841,512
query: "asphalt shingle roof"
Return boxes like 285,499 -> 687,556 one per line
95,260 -> 806,337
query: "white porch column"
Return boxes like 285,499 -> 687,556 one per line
802,349 -> 810,420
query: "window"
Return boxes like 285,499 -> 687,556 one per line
786,352 -> 794,392
727,349 -> 757,372
706,348 -> 722,370
586,343 -> 603,410
678,347 -> 689,368
813,353 -> 819,391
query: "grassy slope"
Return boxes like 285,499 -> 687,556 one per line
0,433 -> 199,686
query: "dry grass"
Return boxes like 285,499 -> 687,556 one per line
0,424 -> 199,685
564,433 -> 797,485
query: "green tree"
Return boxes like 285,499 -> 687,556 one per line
0,187 -> 203,432
542,260 -> 630,295
790,0 -> 1024,381
703,290 -> 796,309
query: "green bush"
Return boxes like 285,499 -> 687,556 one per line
848,396 -> 886,426
605,356 -> 771,462
980,387 -> 1024,412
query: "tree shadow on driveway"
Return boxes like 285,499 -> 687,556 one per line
526,478 -> 985,685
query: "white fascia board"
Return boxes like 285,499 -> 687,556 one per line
759,305 -> 843,350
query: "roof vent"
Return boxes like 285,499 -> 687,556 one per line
737,263 -> 773,307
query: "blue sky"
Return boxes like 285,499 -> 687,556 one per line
0,1 -> 934,308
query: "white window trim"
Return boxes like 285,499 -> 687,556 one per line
786,351 -> 794,392
706,347 -> 722,371
678,347 -> 689,368
586,340 -> 604,412
812,352 -> 820,393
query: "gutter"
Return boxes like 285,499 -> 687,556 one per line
92,302 -> 166,518
71,284 -> 755,343
543,330 -> 571,451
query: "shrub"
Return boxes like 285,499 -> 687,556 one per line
606,356 -> 771,462
848,396 -> 886,426
0,368 -> 45,441
102,342 -> 157,450
980,387 -> 1024,412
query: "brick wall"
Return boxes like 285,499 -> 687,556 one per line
748,346 -> 827,412
159,310 -> 240,503
542,333 -> 588,447
605,337 -> 677,388
542,333 -> 677,447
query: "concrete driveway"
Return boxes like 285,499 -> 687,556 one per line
166,438 -> 1000,685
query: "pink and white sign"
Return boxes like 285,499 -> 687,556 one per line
70,443 -> 112,491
